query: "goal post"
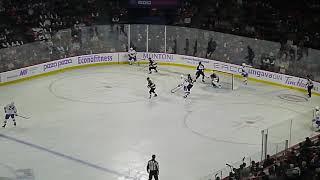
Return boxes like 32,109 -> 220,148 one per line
205,69 -> 241,90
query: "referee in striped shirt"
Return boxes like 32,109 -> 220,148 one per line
307,76 -> 314,98
147,155 -> 159,180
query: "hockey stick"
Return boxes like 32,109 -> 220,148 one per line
171,85 -> 182,93
17,114 -> 30,119
214,172 -> 220,178
136,59 -> 149,70
139,64 -> 149,71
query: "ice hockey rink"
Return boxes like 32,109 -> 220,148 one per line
0,64 -> 319,180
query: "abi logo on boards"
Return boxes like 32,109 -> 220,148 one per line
20,69 -> 28,76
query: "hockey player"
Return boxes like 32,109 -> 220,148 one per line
3,102 -> 17,128
147,77 -> 158,99
171,75 -> 187,93
195,62 -> 205,82
312,106 -> 320,131
184,74 -> 195,98
148,58 -> 158,74
210,70 -> 221,88
241,63 -> 250,85
178,75 -> 187,88
128,47 -> 137,65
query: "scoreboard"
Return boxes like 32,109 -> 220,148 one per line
128,0 -> 179,8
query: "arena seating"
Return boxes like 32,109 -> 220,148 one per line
0,0 -> 319,50
221,135 -> 320,180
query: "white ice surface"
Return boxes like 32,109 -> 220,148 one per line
0,65 -> 319,180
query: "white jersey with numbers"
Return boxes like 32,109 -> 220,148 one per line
182,78 -> 189,88
4,104 -> 17,115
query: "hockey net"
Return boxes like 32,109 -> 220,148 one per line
210,70 -> 242,91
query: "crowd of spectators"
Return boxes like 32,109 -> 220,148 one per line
0,0 -> 114,49
1,0 -> 319,50
0,0 -> 319,80
223,136 -> 320,180
191,0 -> 320,50
174,0 -> 199,26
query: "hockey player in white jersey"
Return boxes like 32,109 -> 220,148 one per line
3,102 -> 17,128
184,74 -> 195,98
171,75 -> 187,93
241,63 -> 251,85
312,106 -> 320,131
210,70 -> 221,88
180,74 -> 189,94
128,47 -> 137,65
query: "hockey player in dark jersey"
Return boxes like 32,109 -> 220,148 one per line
147,77 -> 158,99
195,62 -> 205,82
148,58 -> 158,74
210,70 -> 221,88
184,74 -> 195,98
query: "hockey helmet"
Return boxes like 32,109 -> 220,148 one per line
242,63 -> 246,66
316,106 -> 319,111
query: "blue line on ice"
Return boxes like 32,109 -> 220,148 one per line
0,133 -> 133,179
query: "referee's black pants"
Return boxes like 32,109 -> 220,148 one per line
148,170 -> 158,180
308,85 -> 313,97
196,70 -> 204,80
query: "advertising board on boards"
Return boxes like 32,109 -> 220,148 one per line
0,52 -> 318,95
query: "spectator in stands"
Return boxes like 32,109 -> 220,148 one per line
263,155 -> 274,168
286,163 -> 301,179
173,39 -> 177,54
193,40 -> 198,56
304,137 -> 313,147
184,38 -> 189,55
261,52 -> 275,71
245,45 -> 254,65
206,38 -> 216,58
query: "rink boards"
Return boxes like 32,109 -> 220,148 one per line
0,52 -> 319,96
